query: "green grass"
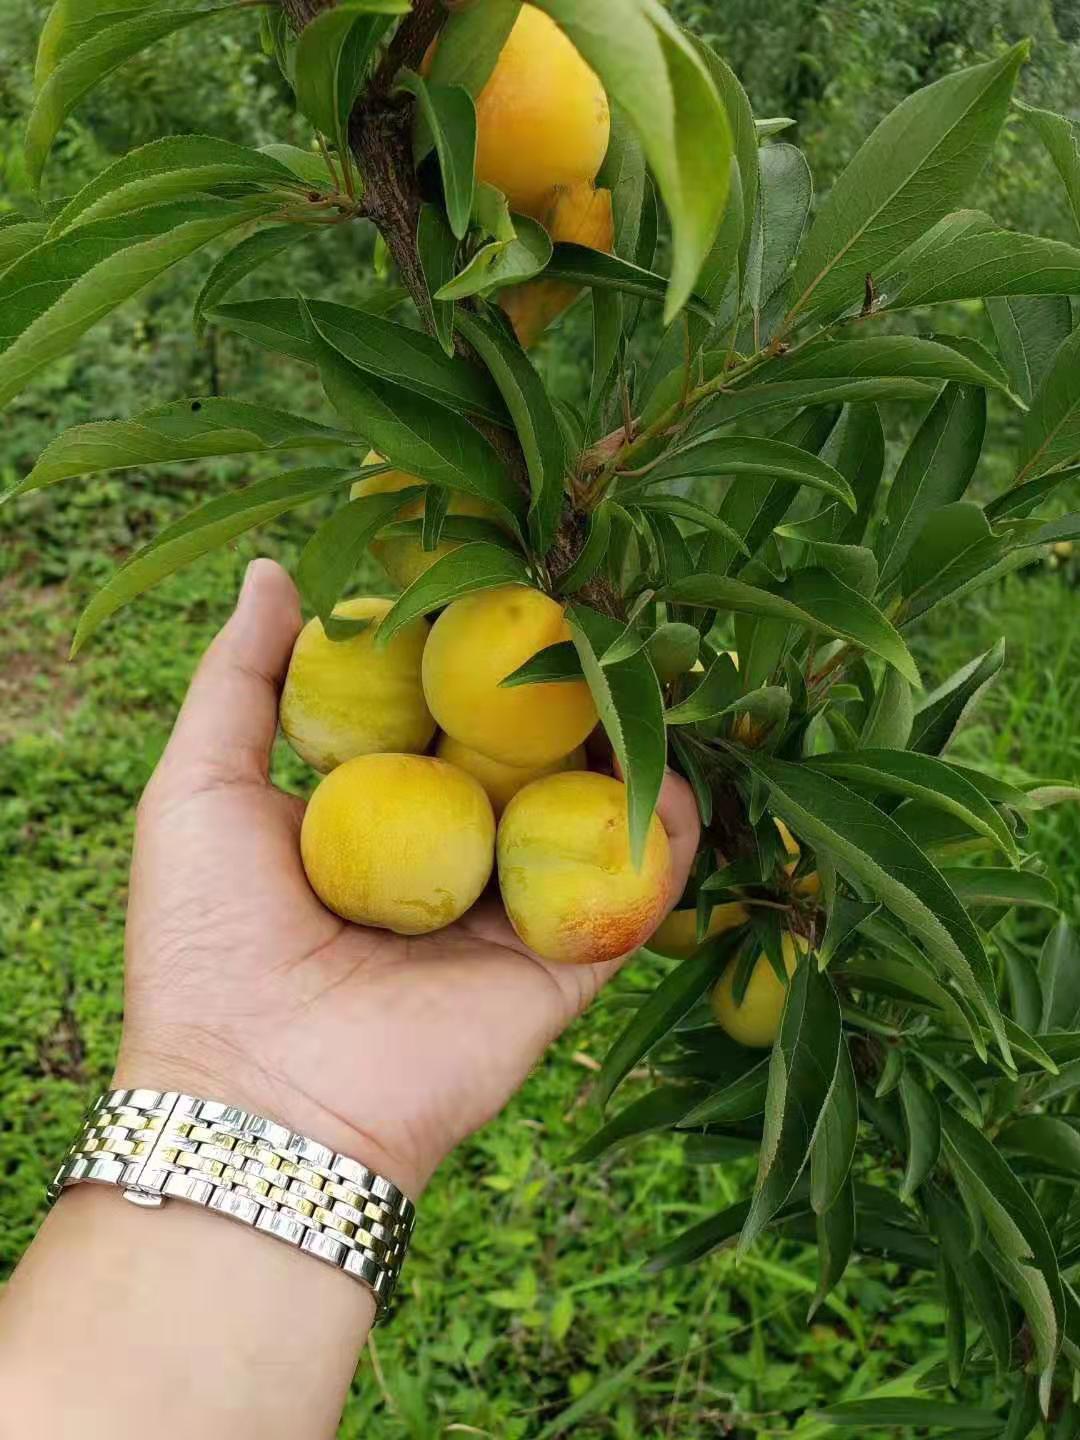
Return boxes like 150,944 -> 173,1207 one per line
2,448 -> 1077,1433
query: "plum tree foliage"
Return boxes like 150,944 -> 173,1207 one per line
5,0 -> 1080,1427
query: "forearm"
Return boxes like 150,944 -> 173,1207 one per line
0,1184 -> 374,1440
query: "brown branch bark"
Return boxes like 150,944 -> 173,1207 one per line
279,0 -> 620,614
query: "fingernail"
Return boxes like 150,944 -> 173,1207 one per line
238,559 -> 261,609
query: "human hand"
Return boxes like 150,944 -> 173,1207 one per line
118,559 -> 700,1199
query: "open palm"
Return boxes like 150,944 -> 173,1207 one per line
118,559 -> 699,1197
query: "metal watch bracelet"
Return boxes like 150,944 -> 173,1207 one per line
48,1087 -> 415,1320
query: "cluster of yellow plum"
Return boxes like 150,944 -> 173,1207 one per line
282,583 -> 674,966
429,4 -> 615,347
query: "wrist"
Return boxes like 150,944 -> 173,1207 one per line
113,1034 -> 432,1202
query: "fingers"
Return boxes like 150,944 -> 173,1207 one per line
655,767 -> 701,915
155,559 -> 301,790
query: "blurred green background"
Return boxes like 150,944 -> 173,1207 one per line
2,2 -> 1079,1434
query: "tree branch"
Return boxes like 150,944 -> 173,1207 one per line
279,0 -> 620,614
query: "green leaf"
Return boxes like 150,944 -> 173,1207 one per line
192,225 -> 307,339
740,962 -> 843,1253
532,0 -> 732,322
693,43 -> 756,274
1040,919 -> 1080,1032
8,398 -> 357,501
678,1057 -> 771,1126
422,0 -> 520,100
874,383 -> 986,590
814,1398 -> 1001,1430
71,466 -> 352,653
0,197 -> 270,411
666,570 -> 919,683
555,503 -> 613,595
632,496 -> 750,557
293,3 -> 398,160
878,208 -> 1080,310
744,143 -> 812,333
417,203 -> 457,355
47,134 -> 303,237
635,435 -> 857,511
34,0 -> 160,89
454,310 -> 565,554
695,406 -> 841,576
396,71 -> 476,240
542,244 -> 712,321
788,42 -> 1028,323
1017,100 -> 1080,237
595,936 -> 740,1111
941,1108 -> 1063,1410
646,1186 -> 811,1273
306,306 -> 524,529
860,668 -> 914,750
0,221 -> 47,275
1015,324 -> 1080,482
693,377 -> 939,432
375,543 -> 531,648
811,1041 -> 857,1215
809,1178 -> 855,1322
259,143 -> 335,189
806,752 -> 1020,864
785,569 -> 921,683
568,1083 -> 710,1163
25,6 -> 235,189
567,604 -> 667,869
751,335 -> 1015,400
987,294 -> 1073,409
435,215 -> 552,301
305,300 -> 509,426
898,1070 -> 941,1200
909,641 -> 1005,756
925,1187 -> 1015,1379
295,486 -> 425,624
985,465 -> 1080,522
941,866 -> 1058,918
499,641 -> 583,687
997,1116 -> 1080,1180
741,755 -> 1005,1059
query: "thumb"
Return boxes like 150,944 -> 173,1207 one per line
156,558 -> 301,790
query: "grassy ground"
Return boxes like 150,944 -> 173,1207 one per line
2,429 -> 1077,1433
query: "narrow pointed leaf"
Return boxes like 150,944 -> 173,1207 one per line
25,6 -> 235,188
193,225 -> 306,338
807,751 -> 1020,863
898,1070 -> 941,1200
637,435 -> 857,512
296,486 -> 425,624
71,467 -> 353,652
0,198 -> 270,410
809,1178 -> 855,1321
811,1041 -> 858,1215
375,543 -> 531,647
532,0 -> 732,321
598,943 -> 742,1115
569,1083 -> 710,1163
396,71 -> 476,240
568,603 -> 667,868
741,755 -> 1006,1059
909,641 -> 1005,755
1040,919 -> 1080,1032
789,43 -> 1028,323
455,310 -> 566,554
499,642 -> 583,687
542,245 -> 712,320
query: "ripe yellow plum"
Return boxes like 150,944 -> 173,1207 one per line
436,733 -> 586,818
648,900 -> 749,959
422,585 -> 597,768
467,6 -> 610,218
351,452 -> 499,590
501,182 -> 614,347
301,754 -> 495,933
710,933 -> 810,1048
280,597 -> 434,773
497,772 -> 673,964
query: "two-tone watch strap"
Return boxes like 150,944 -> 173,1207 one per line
48,1088 -> 415,1320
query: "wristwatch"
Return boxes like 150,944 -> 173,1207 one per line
48,1087 -> 415,1320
